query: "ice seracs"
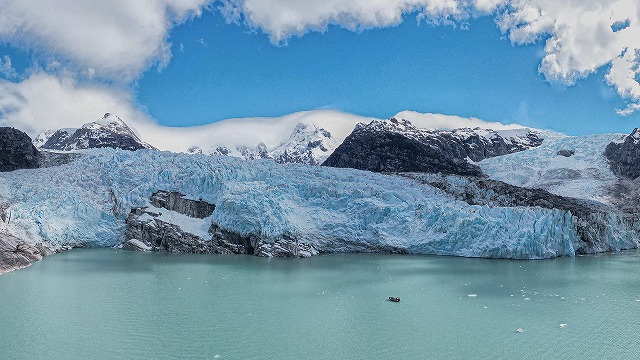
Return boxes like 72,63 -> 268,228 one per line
0,147 -> 638,260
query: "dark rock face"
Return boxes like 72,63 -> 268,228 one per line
404,173 -> 640,255
557,149 -> 575,157
0,233 -> 56,275
149,191 -> 215,219
322,118 -> 543,176
122,191 -> 318,257
605,129 -> 640,179
0,127 -> 42,172
41,113 -> 156,151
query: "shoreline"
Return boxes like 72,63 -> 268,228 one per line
0,234 -> 57,275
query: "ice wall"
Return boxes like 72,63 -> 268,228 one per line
0,148 -> 626,259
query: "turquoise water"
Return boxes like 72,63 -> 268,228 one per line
1,249 -> 640,360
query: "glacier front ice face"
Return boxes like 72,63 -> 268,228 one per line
0,148 -> 635,259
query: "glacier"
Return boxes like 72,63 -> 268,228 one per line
479,132 -> 621,202
0,148 -> 637,259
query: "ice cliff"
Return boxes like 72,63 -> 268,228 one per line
0,148 -> 638,260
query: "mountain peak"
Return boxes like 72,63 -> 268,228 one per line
40,114 -> 156,151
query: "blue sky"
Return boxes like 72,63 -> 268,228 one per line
0,1 -> 639,137
137,12 -> 638,134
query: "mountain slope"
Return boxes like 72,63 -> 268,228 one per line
478,132 -> 620,202
323,117 -> 543,175
0,127 -> 41,172
38,113 -> 156,151
188,122 -> 339,165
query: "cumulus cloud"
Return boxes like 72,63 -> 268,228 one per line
0,55 -> 18,79
0,0 -> 212,82
0,72 -> 152,137
221,0 -> 640,114
496,0 -> 640,114
218,0 -> 469,43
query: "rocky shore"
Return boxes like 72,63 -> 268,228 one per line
0,233 -> 57,275
121,190 -> 319,257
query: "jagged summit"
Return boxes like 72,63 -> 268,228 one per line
37,113 -> 156,151
189,122 -> 338,165
604,128 -> 640,179
323,117 -> 543,175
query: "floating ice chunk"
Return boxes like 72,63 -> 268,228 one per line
516,328 -> 524,333
559,324 -> 567,328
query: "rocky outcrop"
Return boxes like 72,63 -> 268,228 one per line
557,149 -> 575,157
149,191 -> 215,219
0,127 -> 42,172
0,233 -> 56,275
122,191 -> 318,257
322,118 -> 542,176
40,113 -> 156,151
403,173 -> 640,254
605,129 -> 640,179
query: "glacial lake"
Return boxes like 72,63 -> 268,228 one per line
1,249 -> 640,360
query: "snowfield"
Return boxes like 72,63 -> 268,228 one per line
0,148 -> 609,259
479,133 -> 621,202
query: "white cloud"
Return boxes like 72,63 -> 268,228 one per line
0,72 -> 152,137
1,72 -> 530,153
0,55 -> 18,79
219,0 -> 468,43
0,72 -> 373,151
220,0 -> 640,114
497,0 -> 640,114
0,0 -> 212,82
394,110 -> 527,130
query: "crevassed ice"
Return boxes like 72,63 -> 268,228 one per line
0,148 -> 590,259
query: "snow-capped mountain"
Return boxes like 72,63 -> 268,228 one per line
36,113 -> 156,151
31,110 -> 540,166
32,129 -> 55,148
124,110 -> 537,165
188,122 -> 339,165
323,117 -> 543,175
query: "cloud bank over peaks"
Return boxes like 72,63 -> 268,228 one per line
0,0 -> 212,82
394,110 -> 527,130
0,72 -> 153,137
220,0 -> 640,114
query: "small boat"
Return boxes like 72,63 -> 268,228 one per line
388,297 -> 400,302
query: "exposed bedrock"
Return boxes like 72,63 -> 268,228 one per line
322,118 -> 543,176
402,173 -> 640,255
605,128 -> 640,179
0,127 -> 42,172
149,190 -> 215,219
122,191 -> 319,257
0,233 -> 57,275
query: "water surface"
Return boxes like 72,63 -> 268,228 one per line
1,249 -> 640,359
